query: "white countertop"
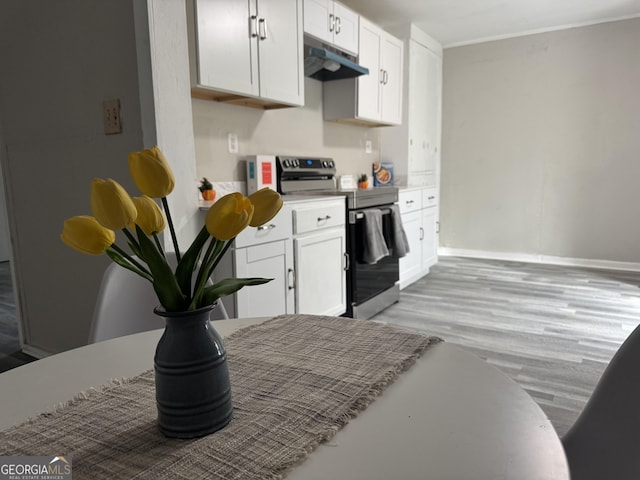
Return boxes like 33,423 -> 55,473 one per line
282,194 -> 345,204
198,193 -> 346,210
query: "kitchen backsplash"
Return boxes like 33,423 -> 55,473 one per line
192,78 -> 385,186
211,181 -> 247,197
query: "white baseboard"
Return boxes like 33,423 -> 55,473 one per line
438,248 -> 640,272
21,344 -> 52,360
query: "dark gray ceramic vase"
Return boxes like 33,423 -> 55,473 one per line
153,304 -> 233,438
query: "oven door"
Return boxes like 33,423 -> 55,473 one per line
346,207 -> 399,317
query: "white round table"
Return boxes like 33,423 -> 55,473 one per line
0,317 -> 569,479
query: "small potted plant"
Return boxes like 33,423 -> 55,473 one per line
199,177 -> 216,201
358,174 -> 369,190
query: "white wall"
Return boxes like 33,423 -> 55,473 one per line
193,79 -> 381,184
440,18 -> 640,265
139,0 -> 201,249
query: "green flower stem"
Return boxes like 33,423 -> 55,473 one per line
206,239 -> 233,279
109,244 -> 151,276
197,237 -> 218,283
161,197 -> 181,264
190,238 -> 223,309
122,227 -> 140,251
190,239 -> 236,309
152,232 -> 164,258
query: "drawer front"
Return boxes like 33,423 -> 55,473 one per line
293,202 -> 345,235
235,204 -> 292,248
422,187 -> 438,208
398,190 -> 422,214
243,239 -> 286,264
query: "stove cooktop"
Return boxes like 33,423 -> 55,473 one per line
286,187 -> 398,209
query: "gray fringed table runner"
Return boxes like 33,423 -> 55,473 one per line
0,314 -> 442,479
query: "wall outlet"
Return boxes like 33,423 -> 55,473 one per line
365,140 -> 372,154
227,133 -> 238,153
102,99 -> 122,135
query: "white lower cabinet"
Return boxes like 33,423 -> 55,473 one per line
398,210 -> 422,289
217,198 -> 347,317
216,203 -> 294,318
294,228 -> 346,315
234,239 -> 294,317
398,188 -> 439,289
292,199 -> 347,316
422,206 -> 438,272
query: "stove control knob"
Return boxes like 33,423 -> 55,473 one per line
283,159 -> 290,168
328,160 -> 335,168
322,160 -> 329,168
293,159 -> 300,167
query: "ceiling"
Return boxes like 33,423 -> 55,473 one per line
339,0 -> 640,47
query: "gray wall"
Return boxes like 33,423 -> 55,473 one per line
0,1 -> 147,354
440,18 -> 640,265
0,0 -> 197,355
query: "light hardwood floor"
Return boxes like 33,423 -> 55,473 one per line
372,255 -> 640,437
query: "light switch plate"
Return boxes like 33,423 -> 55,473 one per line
227,133 -> 238,153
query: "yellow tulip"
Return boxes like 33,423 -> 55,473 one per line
128,145 -> 175,198
205,192 -> 254,240
131,195 -> 166,235
248,187 -> 283,227
61,216 -> 115,255
91,178 -> 137,230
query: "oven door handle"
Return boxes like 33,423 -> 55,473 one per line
350,208 -> 393,224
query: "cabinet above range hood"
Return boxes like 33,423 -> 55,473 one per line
304,46 -> 369,81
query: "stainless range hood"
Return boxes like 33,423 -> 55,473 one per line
304,47 -> 369,81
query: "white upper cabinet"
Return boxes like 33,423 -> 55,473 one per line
188,0 -> 304,109
323,17 -> 403,126
379,26 -> 443,186
405,39 -> 442,184
303,0 -> 359,55
377,23 -> 403,124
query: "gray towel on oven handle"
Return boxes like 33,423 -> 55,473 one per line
389,204 -> 410,258
362,209 -> 390,264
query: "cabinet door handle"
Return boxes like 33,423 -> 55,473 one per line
419,226 -> 424,241
257,223 -> 276,231
406,200 -> 414,205
379,69 -> 385,84
343,252 -> 350,271
317,215 -> 331,222
335,16 -> 341,34
287,268 -> 295,290
329,13 -> 335,32
258,18 -> 267,40
249,15 -> 258,38
436,221 -> 440,234
428,196 -> 435,200
384,70 -> 389,85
